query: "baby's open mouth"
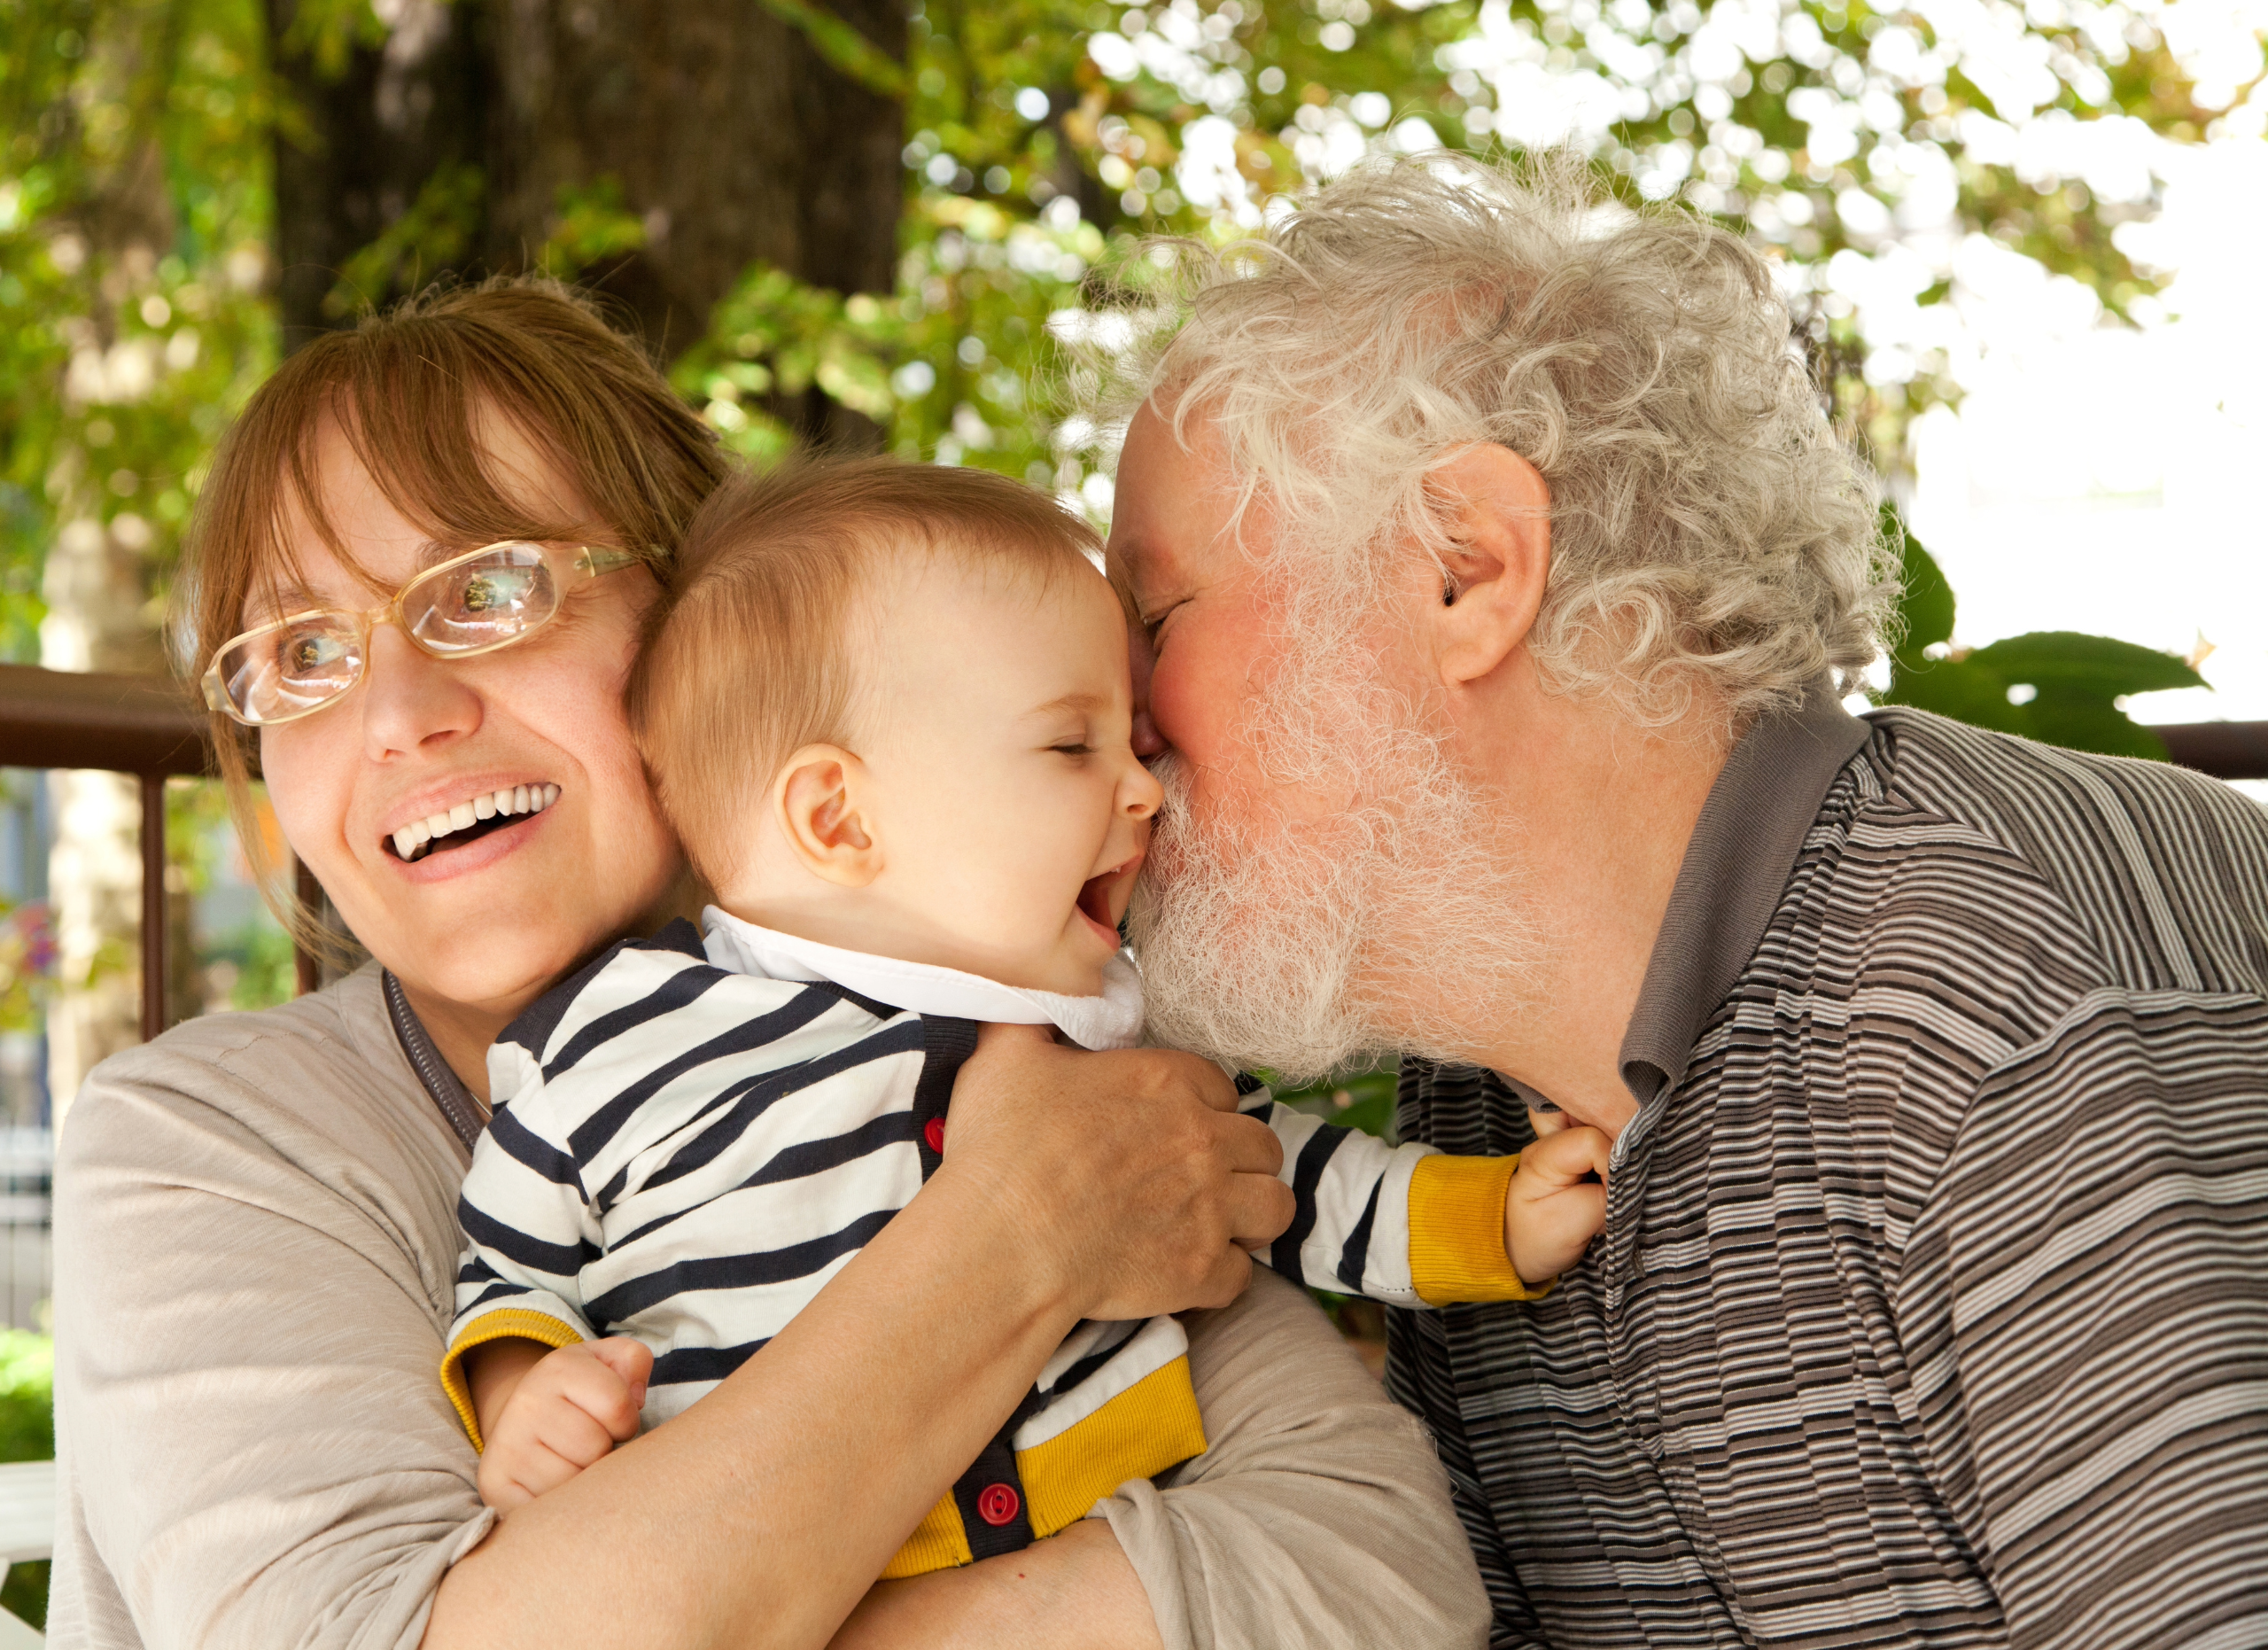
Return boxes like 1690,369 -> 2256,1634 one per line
1076,859 -> 1138,943
385,783 -> 558,863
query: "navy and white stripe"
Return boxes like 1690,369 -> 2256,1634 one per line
1387,704 -> 2268,1650
451,922 -> 976,1420
1236,1081 -> 1441,1306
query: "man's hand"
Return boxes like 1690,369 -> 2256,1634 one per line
939,1023 -> 1294,1323
1505,1113 -> 1612,1285
471,1337 -> 653,1514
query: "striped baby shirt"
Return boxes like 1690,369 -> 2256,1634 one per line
445,907 -> 1534,1577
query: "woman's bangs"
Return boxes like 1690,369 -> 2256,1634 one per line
332,344 -> 589,566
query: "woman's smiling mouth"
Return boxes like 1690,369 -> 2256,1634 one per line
385,782 -> 559,862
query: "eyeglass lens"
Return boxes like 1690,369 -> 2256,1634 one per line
405,544 -> 560,654
217,618 -> 367,723
218,543 -> 564,723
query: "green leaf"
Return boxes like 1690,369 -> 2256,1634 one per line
1884,502 -> 1953,664
755,0 -> 907,100
1878,512 -> 2203,759
1967,630 -> 2204,761
538,177 -> 648,276
326,162 -> 485,318
1964,630 -> 2206,701
1888,653 -> 2029,734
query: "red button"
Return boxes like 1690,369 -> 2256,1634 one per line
923,1117 -> 946,1155
976,1483 -> 1020,1527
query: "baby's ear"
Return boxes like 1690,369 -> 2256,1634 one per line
773,745 -> 882,887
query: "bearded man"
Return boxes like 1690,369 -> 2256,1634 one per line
1105,157 -> 2268,1650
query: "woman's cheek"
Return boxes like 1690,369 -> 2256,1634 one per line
258,722 -> 349,866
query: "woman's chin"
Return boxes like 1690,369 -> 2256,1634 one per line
387,930 -> 586,1027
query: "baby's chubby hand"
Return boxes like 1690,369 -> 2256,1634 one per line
472,1336 -> 653,1514
1504,1111 -> 1612,1287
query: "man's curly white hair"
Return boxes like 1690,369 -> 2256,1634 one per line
1085,152 -> 1894,730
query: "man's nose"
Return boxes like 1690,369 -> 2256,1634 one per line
1127,616 -> 1165,759
358,622 -> 481,760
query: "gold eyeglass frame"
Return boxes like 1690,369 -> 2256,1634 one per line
200,540 -> 642,728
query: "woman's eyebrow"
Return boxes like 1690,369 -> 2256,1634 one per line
255,539 -> 457,619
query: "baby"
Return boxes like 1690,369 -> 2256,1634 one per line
442,458 -> 1611,1575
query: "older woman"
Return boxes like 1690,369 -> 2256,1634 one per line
47,283 -> 1488,1650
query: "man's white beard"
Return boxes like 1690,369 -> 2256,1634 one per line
1129,663 -> 1545,1086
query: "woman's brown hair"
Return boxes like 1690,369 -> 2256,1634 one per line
180,276 -> 729,946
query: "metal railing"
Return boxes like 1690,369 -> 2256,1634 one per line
0,664 -> 320,1043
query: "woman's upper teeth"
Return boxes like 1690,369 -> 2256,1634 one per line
392,783 -> 557,860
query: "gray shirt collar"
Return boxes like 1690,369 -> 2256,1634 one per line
1619,685 -> 1873,1107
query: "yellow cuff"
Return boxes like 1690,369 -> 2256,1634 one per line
1408,1153 -> 1551,1304
439,1308 -> 587,1451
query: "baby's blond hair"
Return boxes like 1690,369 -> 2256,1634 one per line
630,457 -> 1102,891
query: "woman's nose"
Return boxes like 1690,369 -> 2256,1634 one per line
358,622 -> 482,759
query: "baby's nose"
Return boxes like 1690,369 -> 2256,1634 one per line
1123,760 -> 1164,819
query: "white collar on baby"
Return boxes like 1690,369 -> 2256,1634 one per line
700,906 -> 1145,1052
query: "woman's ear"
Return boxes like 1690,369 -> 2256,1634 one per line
773,745 -> 882,887
1425,444 -> 1552,689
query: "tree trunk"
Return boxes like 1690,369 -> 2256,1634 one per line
42,5 -> 184,1126
269,0 -> 907,441
267,0 -> 487,352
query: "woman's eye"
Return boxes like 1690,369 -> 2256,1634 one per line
283,633 -> 346,673
453,568 -> 534,616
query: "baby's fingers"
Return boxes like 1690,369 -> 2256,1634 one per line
480,1434 -> 593,1513
585,1336 -> 655,1422
1519,1124 -> 1612,1190
530,1342 -> 646,1443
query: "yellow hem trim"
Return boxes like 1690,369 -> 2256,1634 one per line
439,1309 -> 586,1452
1017,1356 -> 1207,1539
881,1491 -> 972,1580
1408,1153 -> 1550,1304
877,1355 -> 1208,1579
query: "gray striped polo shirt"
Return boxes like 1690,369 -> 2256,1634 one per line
1387,695 -> 2268,1649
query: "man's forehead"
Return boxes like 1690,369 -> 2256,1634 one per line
1107,404 -> 1239,593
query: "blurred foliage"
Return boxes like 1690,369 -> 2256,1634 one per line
0,1329 -> 50,1630
3,0 -> 2254,635
167,775 -> 294,1012
0,0 -> 278,659
0,899 -> 55,1036
1878,503 -> 2204,758
326,160 -> 484,320
680,0 -> 2256,502
1272,1062 -> 1400,1139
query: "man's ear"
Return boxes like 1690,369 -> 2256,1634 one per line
773,744 -> 882,888
1425,443 -> 1551,689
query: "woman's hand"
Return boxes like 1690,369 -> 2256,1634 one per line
937,1024 -> 1293,1322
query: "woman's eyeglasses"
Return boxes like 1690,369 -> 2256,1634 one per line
201,540 -> 641,728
